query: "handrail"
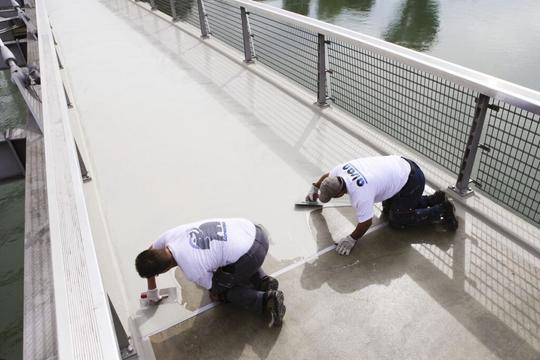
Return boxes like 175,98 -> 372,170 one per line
35,1 -> 121,358
215,0 -> 540,115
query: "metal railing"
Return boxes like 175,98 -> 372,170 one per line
29,1 -> 122,358
142,0 -> 540,226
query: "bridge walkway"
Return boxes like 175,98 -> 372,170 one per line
44,0 -> 540,358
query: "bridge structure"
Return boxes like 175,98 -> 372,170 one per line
1,0 -> 540,358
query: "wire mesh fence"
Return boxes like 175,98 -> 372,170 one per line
249,13 -> 318,94
173,0 -> 199,27
476,103 -> 540,224
141,0 -> 540,226
204,0 -> 243,52
154,0 -> 172,16
327,39 -> 478,174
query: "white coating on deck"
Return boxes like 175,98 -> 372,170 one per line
44,0 -> 540,358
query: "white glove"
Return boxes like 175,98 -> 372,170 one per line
335,235 -> 357,256
305,184 -> 320,202
146,288 -> 162,303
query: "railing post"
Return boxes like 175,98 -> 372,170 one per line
317,33 -> 329,107
169,0 -> 178,21
149,0 -> 157,11
196,0 -> 210,39
451,93 -> 490,196
240,7 -> 255,64
6,136 -> 25,176
75,141 -> 92,182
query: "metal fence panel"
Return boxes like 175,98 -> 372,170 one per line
172,0 -> 199,27
204,0 -> 243,52
249,13 -> 318,94
477,103 -> 540,224
154,0 -> 172,15
137,0 -> 540,226
328,39 -> 478,174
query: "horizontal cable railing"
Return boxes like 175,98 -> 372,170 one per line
138,0 -> 540,226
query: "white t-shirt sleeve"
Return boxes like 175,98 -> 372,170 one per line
354,197 -> 375,223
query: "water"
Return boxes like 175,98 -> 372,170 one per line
0,180 -> 24,360
0,70 -> 26,132
0,69 -> 26,360
262,0 -> 540,92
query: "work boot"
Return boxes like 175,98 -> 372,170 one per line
427,190 -> 447,207
259,275 -> 279,292
264,290 -> 286,327
440,200 -> 458,231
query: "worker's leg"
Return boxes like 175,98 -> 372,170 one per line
389,160 -> 450,228
212,225 -> 269,312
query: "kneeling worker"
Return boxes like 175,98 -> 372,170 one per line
306,155 -> 458,256
135,218 -> 286,327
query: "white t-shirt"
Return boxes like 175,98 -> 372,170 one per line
329,156 -> 411,222
152,218 -> 256,290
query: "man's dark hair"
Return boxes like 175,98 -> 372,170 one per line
135,249 -> 171,278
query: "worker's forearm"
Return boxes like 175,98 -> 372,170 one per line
350,219 -> 372,240
314,173 -> 330,188
147,277 -> 157,290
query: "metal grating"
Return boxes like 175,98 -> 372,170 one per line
476,103 -> 540,224
249,13 -> 318,93
205,0 -> 243,52
154,0 -> 173,16
172,0 -> 199,28
327,39 -> 477,174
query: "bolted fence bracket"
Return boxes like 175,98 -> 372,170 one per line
450,93 -> 490,197
149,0 -> 157,11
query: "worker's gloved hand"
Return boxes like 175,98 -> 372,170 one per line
335,235 -> 357,256
305,184 -> 320,202
146,288 -> 162,304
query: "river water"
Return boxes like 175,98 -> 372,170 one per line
262,0 -> 540,92
0,70 -> 25,360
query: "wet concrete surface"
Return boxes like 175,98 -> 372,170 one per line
42,0 -> 540,357
151,205 -> 540,360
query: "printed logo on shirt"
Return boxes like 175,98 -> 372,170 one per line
342,163 -> 368,187
188,221 -> 228,250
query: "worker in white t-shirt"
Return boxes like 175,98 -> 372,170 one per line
135,218 -> 286,327
306,156 -> 457,256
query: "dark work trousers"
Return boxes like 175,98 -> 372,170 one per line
211,225 -> 269,313
384,158 -> 446,228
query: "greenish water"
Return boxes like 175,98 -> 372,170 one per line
0,70 -> 26,132
0,180 -> 24,360
0,69 -> 26,360
262,0 -> 540,92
